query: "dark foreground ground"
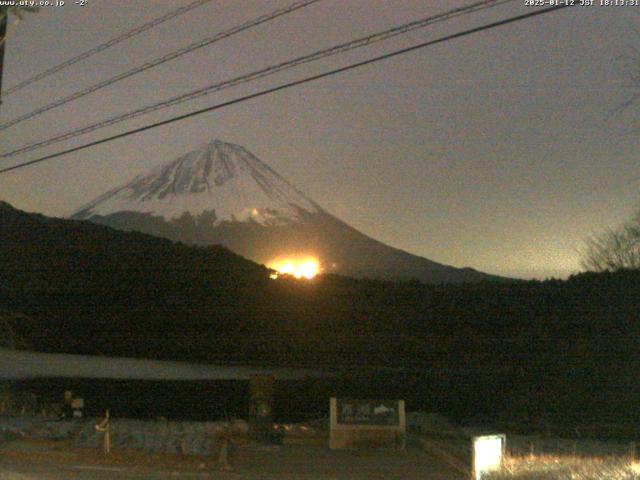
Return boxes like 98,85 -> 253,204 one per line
3,435 -> 639,479
0,438 -> 464,480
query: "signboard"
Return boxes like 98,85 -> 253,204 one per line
329,397 -> 406,449
336,399 -> 400,426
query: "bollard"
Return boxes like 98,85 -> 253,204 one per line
218,437 -> 233,471
216,425 -> 236,472
95,409 -> 110,454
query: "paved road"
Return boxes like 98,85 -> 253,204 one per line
0,441 -> 466,479
1,462 -> 222,480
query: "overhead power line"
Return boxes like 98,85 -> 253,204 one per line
3,0 -> 213,98
0,4 -> 571,175
0,0 -> 321,131
1,0 -> 514,158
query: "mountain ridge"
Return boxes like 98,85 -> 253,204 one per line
71,140 -> 508,284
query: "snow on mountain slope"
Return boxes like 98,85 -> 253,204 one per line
71,139 -> 509,284
73,140 -> 320,226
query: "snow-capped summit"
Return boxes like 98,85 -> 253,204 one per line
73,140 -> 320,226
72,140 -> 507,284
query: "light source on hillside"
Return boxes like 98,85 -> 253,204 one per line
268,256 -> 320,279
472,434 -> 505,480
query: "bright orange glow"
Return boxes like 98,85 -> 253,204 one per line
268,256 -> 321,279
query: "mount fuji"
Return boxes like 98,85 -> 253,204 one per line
71,140 -> 505,284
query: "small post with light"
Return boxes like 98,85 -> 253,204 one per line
472,434 -> 505,480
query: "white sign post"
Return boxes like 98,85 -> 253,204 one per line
472,434 -> 505,480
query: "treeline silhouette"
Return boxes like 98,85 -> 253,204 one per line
1,201 -> 639,428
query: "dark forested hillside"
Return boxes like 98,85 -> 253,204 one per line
2,201 -> 640,427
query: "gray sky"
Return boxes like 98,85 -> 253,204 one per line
0,1 -> 638,279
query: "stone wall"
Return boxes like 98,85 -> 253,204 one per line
0,415 -> 248,455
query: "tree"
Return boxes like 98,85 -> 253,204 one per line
617,46 -> 640,112
0,6 -> 39,44
581,206 -> 640,271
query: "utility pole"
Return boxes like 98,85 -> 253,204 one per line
0,10 -> 7,108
